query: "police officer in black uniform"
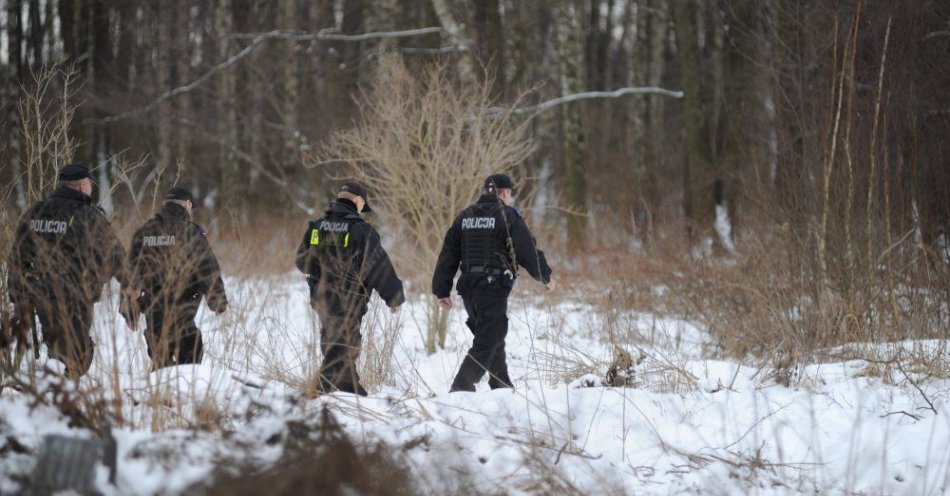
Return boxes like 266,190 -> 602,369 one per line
433,174 -> 555,392
296,183 -> 405,396
126,187 -> 228,369
7,163 -> 128,377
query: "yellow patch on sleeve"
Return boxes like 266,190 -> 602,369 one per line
310,229 -> 320,245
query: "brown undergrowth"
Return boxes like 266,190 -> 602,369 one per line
550,215 -> 948,384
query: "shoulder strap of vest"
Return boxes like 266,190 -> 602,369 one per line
496,204 -> 519,278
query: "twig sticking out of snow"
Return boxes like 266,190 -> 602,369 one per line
895,357 -> 938,416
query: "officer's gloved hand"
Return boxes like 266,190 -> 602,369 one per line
207,293 -> 227,315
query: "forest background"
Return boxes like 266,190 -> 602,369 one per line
1,0 -> 948,359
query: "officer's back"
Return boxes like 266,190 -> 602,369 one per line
433,180 -> 552,298
295,184 -> 404,313
303,201 -> 370,297
11,165 -> 125,304
129,195 -> 225,308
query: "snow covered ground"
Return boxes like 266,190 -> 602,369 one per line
1,274 -> 949,495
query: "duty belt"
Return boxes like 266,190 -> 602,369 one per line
466,265 -> 503,275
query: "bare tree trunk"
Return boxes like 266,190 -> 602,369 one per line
556,0 -> 588,252
321,0 -> 349,134
173,0 -> 191,170
278,0 -> 301,166
44,0 -> 56,61
112,0 -> 137,182
341,0 -> 365,90
156,1 -> 172,179
761,0 -> 780,187
672,0 -> 715,244
717,0 -> 761,252
586,0 -> 612,92
7,0 -> 25,206
365,0 -> 401,51
703,0 -> 730,254
632,0 -> 645,235
247,2 -> 271,204
430,0 -> 475,80
475,0 -> 504,95
91,0 -> 114,213
28,0 -> 43,70
216,0 -> 240,221
630,0 -> 670,246
510,2 -> 556,223
58,0 -> 76,60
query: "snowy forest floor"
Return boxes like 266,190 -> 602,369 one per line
1,274 -> 949,495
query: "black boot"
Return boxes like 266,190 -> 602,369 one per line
450,356 -> 484,392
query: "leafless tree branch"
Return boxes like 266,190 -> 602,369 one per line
174,116 -> 314,216
880,411 -> 922,421
96,27 -> 444,124
398,45 -> 469,55
510,86 -> 685,116
230,26 -> 443,42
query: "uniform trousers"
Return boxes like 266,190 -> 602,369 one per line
450,293 -> 513,392
35,298 -> 94,378
143,296 -> 204,369
314,296 -> 368,396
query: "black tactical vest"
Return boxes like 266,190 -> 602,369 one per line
460,202 -> 510,273
306,210 -> 366,284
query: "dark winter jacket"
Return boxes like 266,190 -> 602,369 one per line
127,202 -> 228,312
295,199 -> 405,314
8,185 -> 127,305
432,194 -> 552,298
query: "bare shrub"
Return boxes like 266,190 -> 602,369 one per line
308,55 -> 534,353
360,303 -> 402,391
1,65 -> 82,381
4,368 -> 120,435
15,64 -> 81,206
0,64 -> 192,431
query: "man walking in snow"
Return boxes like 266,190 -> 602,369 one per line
126,187 -> 228,369
433,173 -> 555,393
295,182 -> 404,396
7,163 -> 128,377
